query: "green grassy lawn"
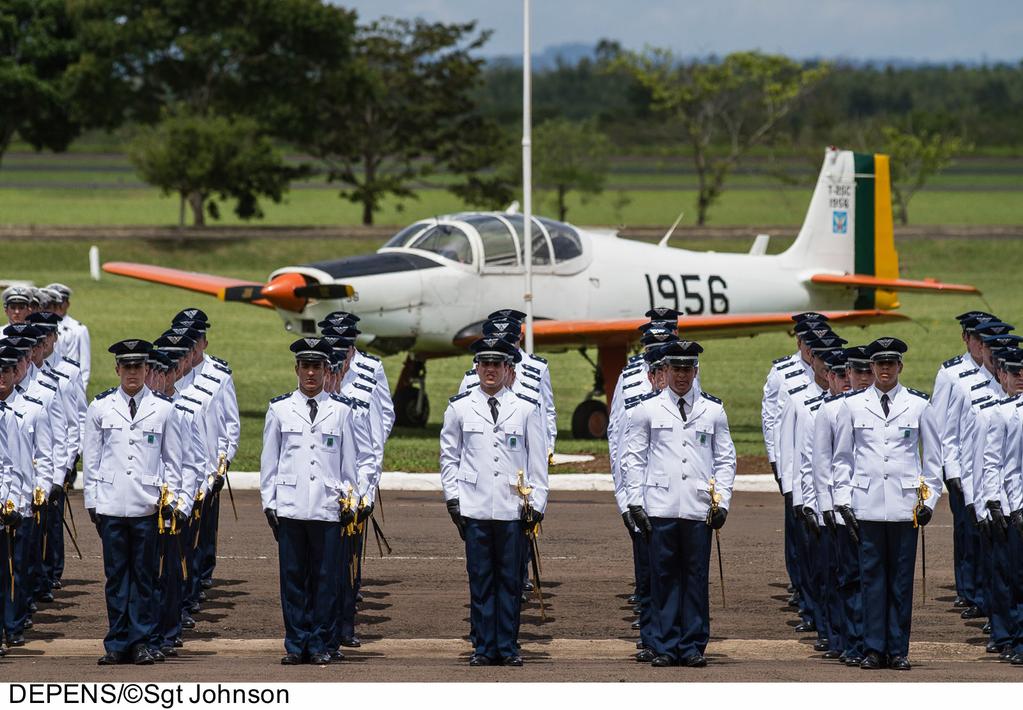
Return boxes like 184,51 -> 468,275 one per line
0,234 -> 1010,471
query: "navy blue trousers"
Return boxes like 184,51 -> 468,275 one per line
97,514 -> 159,654
784,504 -> 802,600
835,524 -> 864,658
806,526 -> 836,645
277,517 -> 342,657
151,530 -> 184,651
184,499 -> 209,608
648,517 -> 712,661
983,527 -> 1014,649
794,515 -> 821,629
858,521 -> 917,658
43,490 -> 66,586
0,527 -> 16,638
629,527 -> 656,648
946,481 -> 970,603
464,518 -> 524,661
12,516 -> 42,631
330,531 -> 356,650
198,493 -> 220,583
968,520 -> 988,614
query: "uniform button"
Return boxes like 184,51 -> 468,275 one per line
311,427 -> 317,433
128,455 -> 133,461
493,457 -> 499,462
682,475 -> 687,480
884,457 -> 889,462
309,445 -> 314,449
682,458 -> 687,463
128,439 -> 134,444
311,460 -> 318,465
126,471 -> 131,476
884,474 -> 888,479
494,472 -> 498,477
493,427 -> 499,433
129,425 -> 135,430
682,442 -> 688,447
493,442 -> 498,447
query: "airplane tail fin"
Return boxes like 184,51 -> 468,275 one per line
782,147 -> 901,309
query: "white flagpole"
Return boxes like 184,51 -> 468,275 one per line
522,0 -> 534,352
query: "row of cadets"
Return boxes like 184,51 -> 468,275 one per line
441,335 -> 549,666
3,285 -> 90,389
260,338 -> 376,666
614,340 -> 674,663
832,337 -> 943,670
0,342 -> 38,655
761,312 -> 824,613
807,345 -> 876,667
940,317 -> 1015,635
621,339 -> 736,668
773,316 -> 839,640
84,339 -> 183,666
319,317 -> 389,651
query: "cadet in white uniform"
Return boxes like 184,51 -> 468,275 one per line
46,284 -> 91,389
623,339 -> 736,668
320,312 -> 394,437
83,339 -> 183,666
440,336 -> 548,667
260,338 -> 375,666
832,337 -> 942,671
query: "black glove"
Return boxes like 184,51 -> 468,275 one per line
88,508 -> 98,526
822,510 -> 837,534
1011,509 -> 1023,535
264,508 -> 279,541
836,505 -> 859,543
212,476 -> 225,494
708,507 -> 727,530
946,477 -> 963,497
357,502 -> 374,524
49,484 -> 62,502
800,506 -> 819,538
986,501 -> 1007,538
622,509 -> 636,532
770,461 -> 783,495
977,517 -> 991,540
521,506 -> 543,528
628,504 -> 653,539
160,503 -> 174,525
783,491 -> 793,509
338,506 -> 356,527
4,510 -> 23,529
446,499 -> 466,540
32,497 -> 45,513
916,505 -> 933,528
966,503 -> 977,524
174,509 -> 189,529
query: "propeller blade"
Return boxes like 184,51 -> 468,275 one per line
293,283 -> 355,300
219,285 -> 265,302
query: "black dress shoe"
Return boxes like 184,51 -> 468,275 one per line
631,620 -> 641,630
22,619 -> 33,630
132,647 -> 154,665
635,649 -> 656,663
280,653 -> 302,665
1011,654 -> 1023,665
681,653 -> 707,668
523,581 -> 534,593
310,653 -> 331,666
180,615 -> 195,629
503,655 -> 523,666
173,638 -> 183,648
961,606 -> 982,619
160,646 -> 178,658
813,639 -> 829,652
150,649 -> 165,662
982,622 -> 992,634
340,636 -> 361,648
28,601 -> 37,613
889,656 -> 911,671
468,654 -> 492,666
860,652 -> 884,670
188,602 -> 201,614
627,594 -> 640,604
794,622 -> 816,633
953,596 -> 969,608
198,591 -> 207,602
787,584 -> 796,594
632,605 -> 642,616
50,580 -> 63,590
97,652 -> 122,666
330,650 -> 345,662
1000,646 -> 1014,661
355,592 -> 364,603
823,649 -> 843,659
520,593 -> 529,604
8,634 -> 25,647
986,641 -> 1001,653
200,578 -> 213,589
651,654 -> 676,667
0,644 -> 6,657
37,591 -> 54,603
844,655 -> 864,667
787,593 -> 800,607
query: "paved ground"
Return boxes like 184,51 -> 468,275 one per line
3,489 -> 1017,682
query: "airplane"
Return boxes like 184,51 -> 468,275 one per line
104,147 -> 979,439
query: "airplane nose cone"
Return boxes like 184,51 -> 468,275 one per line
261,272 -> 307,312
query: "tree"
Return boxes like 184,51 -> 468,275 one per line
614,50 -> 828,224
882,125 -> 969,225
296,17 -> 511,225
0,0 -> 81,167
532,118 -> 611,221
128,113 -> 307,226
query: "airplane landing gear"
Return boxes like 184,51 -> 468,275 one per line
569,345 -> 625,440
571,400 -> 609,439
393,355 -> 430,428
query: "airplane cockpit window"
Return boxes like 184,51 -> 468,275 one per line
408,225 -> 473,264
463,215 -> 519,267
540,218 -> 584,262
505,215 -> 552,266
383,221 -> 430,248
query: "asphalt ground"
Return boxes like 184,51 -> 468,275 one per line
3,489 -> 1018,682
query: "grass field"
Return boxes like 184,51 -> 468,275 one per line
0,233 -> 1011,472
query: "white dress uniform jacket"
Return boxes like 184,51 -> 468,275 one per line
811,393 -> 851,524
611,382 -> 656,514
623,386 -> 736,520
979,395 -> 1023,514
352,351 -> 395,437
43,355 -> 85,472
201,354 -> 241,462
0,400 -> 31,514
932,352 -> 976,483
340,367 -> 386,504
832,384 -> 943,522
761,352 -> 806,463
178,382 -> 223,499
58,314 -> 91,389
260,390 -> 376,523
82,386 -> 183,518
948,369 -> 1001,512
794,392 -> 828,516
16,373 -> 64,494
166,399 -> 205,517
440,386 -> 549,521
775,381 -> 825,496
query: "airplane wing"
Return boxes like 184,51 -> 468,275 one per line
809,273 -> 980,294
455,309 -> 908,349
103,262 -> 274,309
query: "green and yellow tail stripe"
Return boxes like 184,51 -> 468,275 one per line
853,152 -> 900,310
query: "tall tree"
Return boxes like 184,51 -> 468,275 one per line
129,113 -> 307,226
296,17 -> 510,225
0,0 -> 80,167
532,118 -> 611,221
613,50 -> 828,224
882,125 -> 969,225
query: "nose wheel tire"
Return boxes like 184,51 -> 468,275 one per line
394,386 -> 430,428
571,399 -> 609,439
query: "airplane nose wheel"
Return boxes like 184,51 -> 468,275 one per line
571,399 -> 608,439
394,355 -> 430,428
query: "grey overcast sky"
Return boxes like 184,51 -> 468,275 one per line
338,0 -> 1022,63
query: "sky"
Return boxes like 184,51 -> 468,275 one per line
338,0 -> 1023,64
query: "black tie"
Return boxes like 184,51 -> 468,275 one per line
129,397 -> 137,420
308,398 -> 318,423
488,396 -> 499,424
678,398 -> 687,422
881,393 -> 890,417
